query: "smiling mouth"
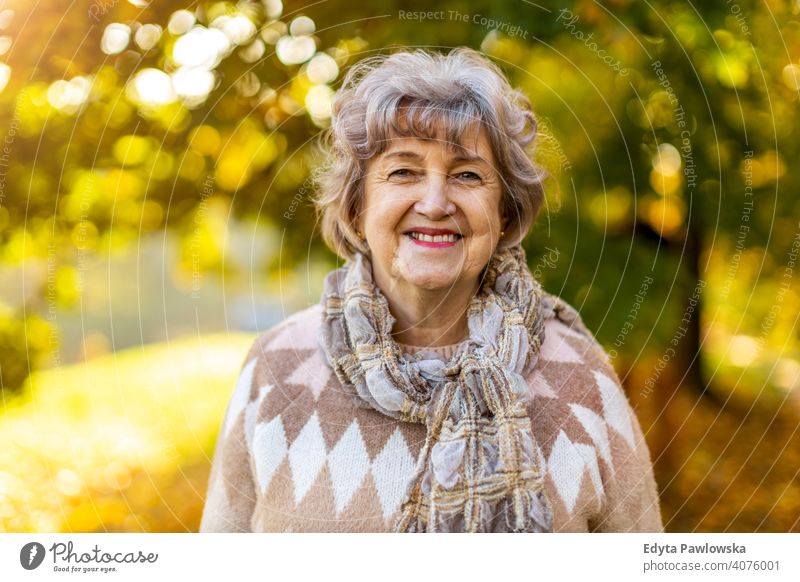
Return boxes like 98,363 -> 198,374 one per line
404,231 -> 463,248
406,232 -> 462,243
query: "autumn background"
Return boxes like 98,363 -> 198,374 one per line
0,0 -> 798,532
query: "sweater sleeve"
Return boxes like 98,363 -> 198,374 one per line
545,292 -> 663,532
199,344 -> 260,532
590,371 -> 663,532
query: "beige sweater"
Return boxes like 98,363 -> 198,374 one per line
200,301 -> 663,532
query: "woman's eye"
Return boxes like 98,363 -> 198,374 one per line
388,169 -> 414,179
454,171 -> 481,182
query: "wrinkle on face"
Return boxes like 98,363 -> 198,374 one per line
356,124 -> 505,346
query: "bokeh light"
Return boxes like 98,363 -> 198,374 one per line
172,26 -> 231,69
167,9 -> 195,35
134,24 -> 162,51
276,35 -> 316,65
1,0 -> 799,538
127,68 -> 176,106
101,23 -> 130,55
46,76 -> 92,114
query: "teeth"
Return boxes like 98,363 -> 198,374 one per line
409,232 -> 459,243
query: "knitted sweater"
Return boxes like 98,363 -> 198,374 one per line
200,299 -> 663,532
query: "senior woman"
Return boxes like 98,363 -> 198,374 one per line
200,48 -> 662,533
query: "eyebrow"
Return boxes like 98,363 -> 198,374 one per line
383,150 -> 424,161
381,150 -> 488,165
451,153 -> 485,164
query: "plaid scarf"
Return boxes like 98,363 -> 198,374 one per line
319,244 -> 553,532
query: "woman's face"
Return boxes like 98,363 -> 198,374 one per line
358,124 -> 505,295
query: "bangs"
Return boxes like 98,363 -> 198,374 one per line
365,96 -> 491,157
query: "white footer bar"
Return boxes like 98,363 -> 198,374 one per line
1,533 -> 798,581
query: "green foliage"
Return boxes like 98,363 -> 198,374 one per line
0,306 -> 54,392
0,0 -> 794,395
0,0 -> 798,533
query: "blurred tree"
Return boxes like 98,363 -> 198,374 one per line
0,0 -> 797,406
1,0 -> 799,535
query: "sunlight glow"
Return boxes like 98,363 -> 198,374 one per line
47,76 -> 92,113
729,335 -> 759,367
276,35 -> 315,65
0,63 -> 9,93
101,23 -> 130,55
211,14 -> 256,46
128,68 -> 176,106
306,52 -> 339,84
173,26 -> 231,69
134,24 -> 162,51
167,10 -> 195,35
172,66 -> 216,108
305,84 -> 333,120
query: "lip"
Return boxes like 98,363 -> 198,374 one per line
403,228 -> 462,249
402,227 -> 460,236
408,236 -> 459,249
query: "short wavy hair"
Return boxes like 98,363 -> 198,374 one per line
313,47 -> 547,260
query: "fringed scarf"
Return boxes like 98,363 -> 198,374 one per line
319,244 -> 553,532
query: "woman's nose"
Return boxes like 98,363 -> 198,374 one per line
413,172 -> 456,218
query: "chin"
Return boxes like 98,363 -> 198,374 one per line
403,269 -> 463,292
390,249 -> 473,292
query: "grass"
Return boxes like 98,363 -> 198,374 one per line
0,333 -> 255,532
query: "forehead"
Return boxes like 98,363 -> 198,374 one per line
379,124 -> 494,161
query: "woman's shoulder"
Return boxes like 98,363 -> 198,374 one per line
533,292 -> 629,415
532,292 -> 645,475
539,291 -> 613,369
244,303 -> 325,363
532,293 -> 659,531
226,303 -> 327,421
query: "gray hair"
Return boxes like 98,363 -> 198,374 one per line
313,47 -> 547,260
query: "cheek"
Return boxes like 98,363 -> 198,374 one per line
363,194 -> 407,232
466,180 -> 501,213
362,203 -> 407,261
462,194 -> 503,267
466,197 -> 502,235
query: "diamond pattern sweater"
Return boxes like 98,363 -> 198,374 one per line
200,302 -> 663,532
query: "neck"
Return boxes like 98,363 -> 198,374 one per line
376,276 -> 477,347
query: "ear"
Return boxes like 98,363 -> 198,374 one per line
499,196 -> 509,226
347,206 -> 362,239
352,220 -> 364,240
